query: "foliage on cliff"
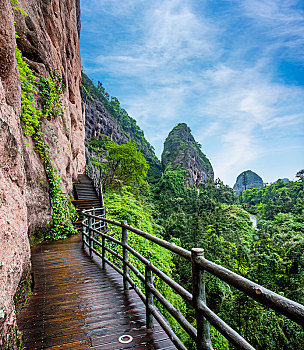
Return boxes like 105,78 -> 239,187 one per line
239,177 -> 304,219
16,48 -> 77,239
81,72 -> 162,183
236,175 -> 304,348
239,177 -> 304,301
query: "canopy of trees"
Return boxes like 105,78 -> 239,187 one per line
152,171 -> 304,349
89,136 -> 149,194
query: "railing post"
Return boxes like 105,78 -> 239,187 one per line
145,263 -> 154,329
121,220 -> 129,290
88,215 -> 93,258
192,248 -> 213,350
101,235 -> 106,270
100,182 -> 104,207
92,207 -> 96,230
101,207 -> 106,231
82,212 -> 86,247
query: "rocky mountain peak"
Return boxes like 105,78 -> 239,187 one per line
233,170 -> 264,194
161,123 -> 214,187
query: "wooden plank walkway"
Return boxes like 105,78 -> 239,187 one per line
17,234 -> 176,350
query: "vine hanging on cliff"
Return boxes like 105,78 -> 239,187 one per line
16,48 -> 77,240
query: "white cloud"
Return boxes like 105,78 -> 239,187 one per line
264,114 -> 303,129
194,122 -> 221,143
144,0 -> 216,62
240,0 -> 304,61
213,126 -> 262,180
241,0 -> 304,23
88,0 -> 218,81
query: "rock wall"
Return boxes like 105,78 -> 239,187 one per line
162,123 -> 214,187
81,75 -> 129,169
82,83 -> 129,149
81,72 -> 162,183
81,72 -> 130,150
0,0 -> 85,347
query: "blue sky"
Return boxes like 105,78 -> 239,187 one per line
80,0 -> 304,186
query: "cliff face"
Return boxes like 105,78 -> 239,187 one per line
12,0 -> 85,233
82,74 -> 129,148
81,73 -> 162,183
233,170 -> 264,194
0,0 -> 85,347
161,123 -> 214,188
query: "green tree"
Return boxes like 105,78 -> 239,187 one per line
89,136 -> 149,194
296,169 -> 304,181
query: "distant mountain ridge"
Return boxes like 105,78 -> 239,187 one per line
161,123 -> 214,187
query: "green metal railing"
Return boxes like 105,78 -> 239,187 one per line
82,207 -> 304,350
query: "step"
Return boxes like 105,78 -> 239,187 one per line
72,199 -> 101,202
75,191 -> 96,194
72,202 -> 102,207
74,187 -> 96,190
74,184 -> 95,188
74,185 -> 95,189
76,197 -> 99,200
75,189 -> 96,193
72,199 -> 101,203
75,193 -> 99,197
73,203 -> 102,207
77,174 -> 93,183
75,193 -> 98,197
75,191 -> 97,195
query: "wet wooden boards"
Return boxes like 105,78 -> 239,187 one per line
17,234 -> 176,350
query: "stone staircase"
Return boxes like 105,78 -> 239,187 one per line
72,174 -> 104,227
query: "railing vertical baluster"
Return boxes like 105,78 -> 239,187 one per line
102,207 -> 106,231
101,235 -> 106,270
145,263 -> 154,329
100,182 -> 104,207
192,248 -> 213,350
121,220 -> 129,290
88,215 -> 93,258
82,212 -> 86,248
92,207 -> 96,229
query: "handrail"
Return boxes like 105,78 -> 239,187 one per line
84,164 -> 104,205
196,255 -> 304,325
85,213 -> 191,259
81,207 -> 304,350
